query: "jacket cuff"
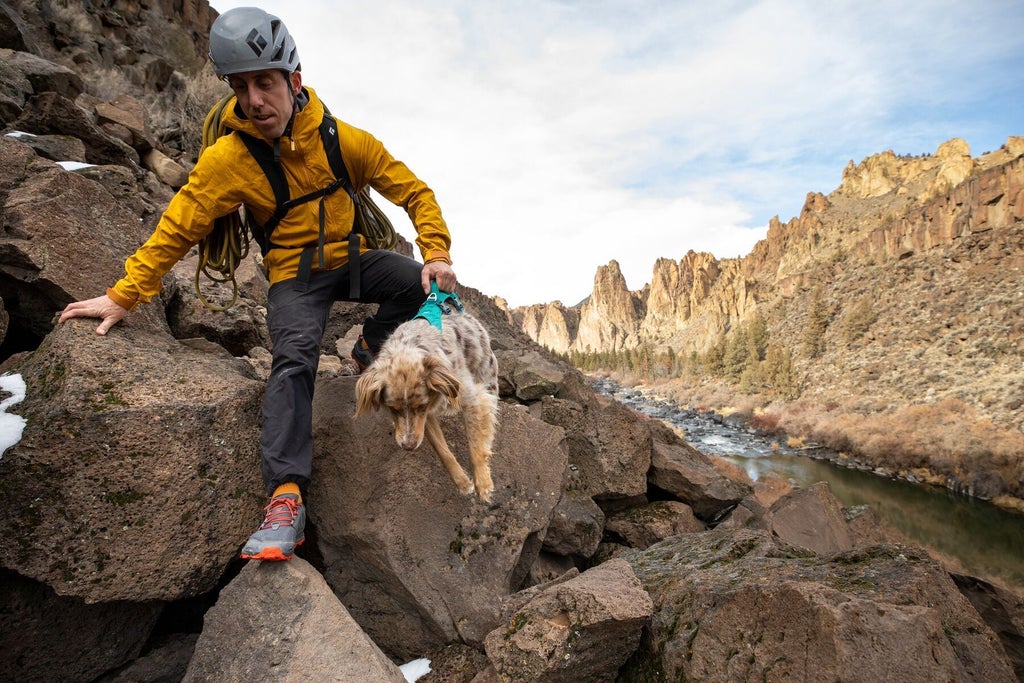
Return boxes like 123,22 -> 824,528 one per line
106,287 -> 139,312
424,250 -> 452,265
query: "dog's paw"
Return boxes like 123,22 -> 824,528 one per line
474,473 -> 494,502
458,479 -> 475,496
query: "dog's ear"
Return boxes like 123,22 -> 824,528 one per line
354,368 -> 384,415
424,357 -> 461,409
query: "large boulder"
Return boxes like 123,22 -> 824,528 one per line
768,481 -> 855,554
621,528 -> 1016,682
310,378 -> 568,660
183,558 -> 406,682
0,321 -> 264,603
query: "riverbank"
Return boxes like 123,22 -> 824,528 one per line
593,372 -> 1024,515
593,376 -> 1024,593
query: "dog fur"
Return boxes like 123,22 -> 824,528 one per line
354,310 -> 500,501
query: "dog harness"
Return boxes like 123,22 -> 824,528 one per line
415,281 -> 463,330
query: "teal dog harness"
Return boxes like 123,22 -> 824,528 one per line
414,281 -> 464,330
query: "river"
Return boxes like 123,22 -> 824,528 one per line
595,379 -> 1024,592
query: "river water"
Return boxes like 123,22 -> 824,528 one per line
595,379 -> 1024,592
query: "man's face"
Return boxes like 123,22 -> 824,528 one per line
227,69 -> 302,140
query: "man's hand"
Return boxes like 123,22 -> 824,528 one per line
59,294 -> 129,336
422,260 -> 456,294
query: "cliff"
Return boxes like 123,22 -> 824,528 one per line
513,137 -> 1024,434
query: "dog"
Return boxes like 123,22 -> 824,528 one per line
354,304 -> 500,502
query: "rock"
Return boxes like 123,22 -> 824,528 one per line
0,136 -> 154,343
541,487 -> 605,558
419,643 -> 490,683
310,382 -> 568,659
12,92 -> 142,169
951,573 -> 1024,681
768,481 -> 855,554
0,569 -> 161,683
0,322 -> 264,603
574,260 -> 644,352
604,500 -> 704,549
97,633 -> 199,683
646,419 -> 750,519
182,558 -> 406,682
484,558 -> 652,683
6,131 -> 87,163
1,49 -> 84,100
535,393 -> 651,500
622,529 -> 1016,682
143,147 -> 189,188
166,251 -> 271,357
498,348 -> 567,401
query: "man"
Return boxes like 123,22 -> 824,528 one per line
59,7 -> 456,561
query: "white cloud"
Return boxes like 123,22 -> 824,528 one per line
211,0 -> 1023,306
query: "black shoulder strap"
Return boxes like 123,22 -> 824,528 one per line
236,130 -> 291,255
318,115 -> 357,203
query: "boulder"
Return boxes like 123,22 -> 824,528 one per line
167,251 -> 272,357
310,380 -> 568,659
12,92 -> 141,169
0,136 -> 154,343
768,481 -> 855,554
1,49 -> 84,100
535,393 -> 651,501
0,321 -> 264,603
646,419 -> 750,519
5,131 -> 87,163
621,528 -> 1016,682
0,569 -> 161,682
484,558 -> 652,682
541,487 -> 605,558
604,500 -> 704,549
182,558 -> 406,682
143,148 -> 189,188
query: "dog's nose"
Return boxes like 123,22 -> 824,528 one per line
397,434 -> 420,451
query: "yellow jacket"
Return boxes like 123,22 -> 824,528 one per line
108,87 -> 451,309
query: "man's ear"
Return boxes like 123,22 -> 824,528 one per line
289,70 -> 302,95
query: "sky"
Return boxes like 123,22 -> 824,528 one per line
212,0 -> 1024,308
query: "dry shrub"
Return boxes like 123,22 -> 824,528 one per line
778,397 -> 1024,497
749,409 -> 782,435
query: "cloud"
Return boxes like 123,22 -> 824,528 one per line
212,0 -> 1023,307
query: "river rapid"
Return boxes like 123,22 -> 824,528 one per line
595,379 -> 1024,592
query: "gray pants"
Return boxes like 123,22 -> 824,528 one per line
260,250 -> 427,494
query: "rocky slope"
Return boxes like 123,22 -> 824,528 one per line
1,2 -> 1022,682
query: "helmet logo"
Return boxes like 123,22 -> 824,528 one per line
246,28 -> 268,57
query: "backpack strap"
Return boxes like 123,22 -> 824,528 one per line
318,114 -> 364,298
235,131 -> 291,255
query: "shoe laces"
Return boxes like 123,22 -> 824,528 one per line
260,495 -> 300,530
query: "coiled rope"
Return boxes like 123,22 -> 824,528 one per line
194,94 -> 250,311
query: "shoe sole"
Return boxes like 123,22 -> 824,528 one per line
240,538 -> 305,562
